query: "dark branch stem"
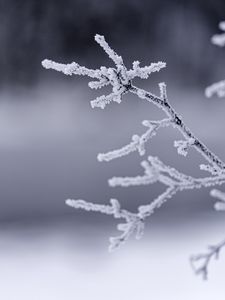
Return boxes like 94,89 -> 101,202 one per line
130,85 -> 225,171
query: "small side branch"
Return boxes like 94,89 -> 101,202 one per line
98,118 -> 171,162
66,198 -> 144,252
130,85 -> 225,171
190,239 -> 225,280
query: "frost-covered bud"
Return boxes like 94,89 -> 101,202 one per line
142,120 -> 152,127
132,134 -> 140,142
205,80 -> 225,98
210,189 -> 225,211
211,22 -> 225,47
174,138 -> 195,157
219,21 -> 225,31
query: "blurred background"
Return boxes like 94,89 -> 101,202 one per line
0,0 -> 225,86
1,1 -> 225,299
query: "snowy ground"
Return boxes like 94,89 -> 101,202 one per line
1,215 -> 225,300
0,82 -> 225,299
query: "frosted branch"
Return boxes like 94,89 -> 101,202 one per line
109,217 -> 145,252
66,198 -> 144,251
138,186 -> 177,218
43,34 -> 225,265
127,61 -> 166,80
97,118 -> 171,162
42,36 -> 166,110
200,164 -> 223,175
129,84 -> 225,170
42,59 -> 101,78
95,34 -> 124,66
66,198 -> 135,220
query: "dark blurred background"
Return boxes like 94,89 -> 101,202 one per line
0,0 -> 225,86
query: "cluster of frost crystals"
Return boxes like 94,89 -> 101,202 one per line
43,34 -> 225,266
42,34 -> 165,110
174,138 -> 195,157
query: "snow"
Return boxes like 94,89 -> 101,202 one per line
1,218 -> 225,300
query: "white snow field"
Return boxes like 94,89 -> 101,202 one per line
0,83 -> 225,299
1,215 -> 225,300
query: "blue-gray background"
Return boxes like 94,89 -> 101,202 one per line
1,1 -> 225,299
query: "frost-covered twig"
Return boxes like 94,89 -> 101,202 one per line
66,198 -> 144,251
190,239 -> 225,280
97,118 -> 172,161
43,34 -> 225,258
129,85 -> 225,170
190,187 -> 225,279
43,34 -> 225,170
